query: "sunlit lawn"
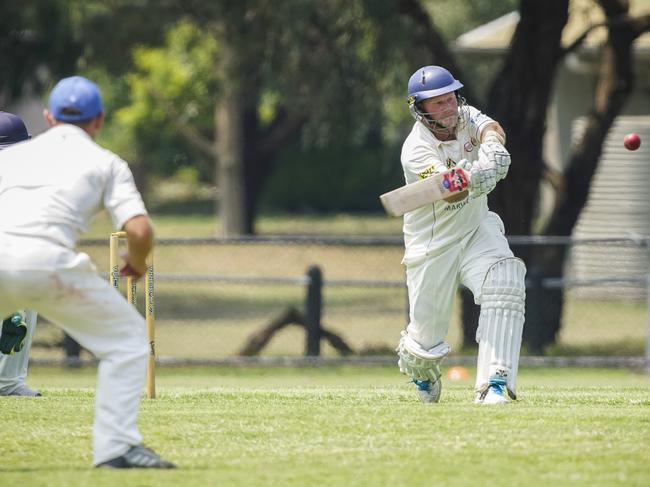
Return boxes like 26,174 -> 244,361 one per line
2,365 -> 649,487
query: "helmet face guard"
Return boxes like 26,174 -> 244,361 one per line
408,95 -> 470,135
407,66 -> 467,135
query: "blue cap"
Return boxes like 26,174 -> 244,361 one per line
48,76 -> 103,122
0,111 -> 31,149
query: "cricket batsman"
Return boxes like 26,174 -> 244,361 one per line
0,76 -> 175,467
395,65 -> 526,405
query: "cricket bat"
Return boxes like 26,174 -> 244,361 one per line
380,168 -> 469,217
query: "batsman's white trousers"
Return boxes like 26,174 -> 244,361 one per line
0,250 -> 148,465
0,309 -> 37,394
405,211 -> 514,350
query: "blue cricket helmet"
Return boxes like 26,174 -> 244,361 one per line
0,111 -> 31,149
407,66 -> 463,104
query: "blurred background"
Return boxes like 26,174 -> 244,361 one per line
2,0 -> 649,366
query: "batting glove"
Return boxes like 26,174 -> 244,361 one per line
456,157 -> 497,197
479,142 -> 511,181
0,312 -> 27,355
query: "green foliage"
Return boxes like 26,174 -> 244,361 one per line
111,20 -> 219,181
261,143 -> 404,213
5,0 -> 522,214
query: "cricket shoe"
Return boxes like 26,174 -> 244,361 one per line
475,377 -> 508,405
413,378 -> 441,403
96,445 -> 176,469
7,384 -> 42,397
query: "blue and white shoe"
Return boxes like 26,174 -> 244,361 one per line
413,378 -> 442,403
475,376 -> 508,405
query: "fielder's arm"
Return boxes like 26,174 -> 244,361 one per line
121,215 -> 154,278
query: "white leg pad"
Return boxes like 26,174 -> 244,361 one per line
397,331 -> 451,382
475,258 -> 526,398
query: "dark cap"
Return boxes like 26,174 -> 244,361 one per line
0,111 -> 31,149
48,76 -> 103,122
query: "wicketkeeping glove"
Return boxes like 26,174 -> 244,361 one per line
0,312 -> 27,355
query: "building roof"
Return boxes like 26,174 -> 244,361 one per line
454,0 -> 650,53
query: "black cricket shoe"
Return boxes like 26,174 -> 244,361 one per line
96,445 -> 176,469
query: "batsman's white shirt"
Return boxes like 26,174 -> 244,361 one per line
0,124 -> 149,465
400,106 -> 494,265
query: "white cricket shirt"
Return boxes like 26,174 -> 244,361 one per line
400,106 -> 494,264
0,124 -> 147,268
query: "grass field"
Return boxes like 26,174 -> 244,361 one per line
2,365 -> 650,486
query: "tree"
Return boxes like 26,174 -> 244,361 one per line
0,0 -> 80,103
116,1 -> 388,235
485,0 -> 570,352
530,0 -> 650,351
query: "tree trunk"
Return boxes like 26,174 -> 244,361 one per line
529,1 -> 649,352
459,0 -> 569,350
215,41 -> 247,237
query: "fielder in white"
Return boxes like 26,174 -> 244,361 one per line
396,65 -> 526,405
0,112 -> 41,397
0,76 -> 175,468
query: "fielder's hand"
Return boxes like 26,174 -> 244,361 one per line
119,263 -> 144,279
0,313 -> 27,355
119,251 -> 146,279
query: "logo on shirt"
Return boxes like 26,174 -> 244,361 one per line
444,199 -> 470,212
417,159 -> 457,178
417,165 -> 440,179
463,138 -> 478,153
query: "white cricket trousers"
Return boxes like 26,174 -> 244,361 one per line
405,211 -> 514,350
0,252 -> 148,465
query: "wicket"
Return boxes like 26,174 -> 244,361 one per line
109,231 -> 156,399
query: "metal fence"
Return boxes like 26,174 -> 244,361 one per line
30,235 -> 649,369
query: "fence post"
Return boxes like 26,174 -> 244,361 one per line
305,265 -> 323,356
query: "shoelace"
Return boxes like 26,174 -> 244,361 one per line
412,379 -> 431,391
488,377 -> 507,396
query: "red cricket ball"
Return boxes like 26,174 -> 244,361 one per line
623,133 -> 641,151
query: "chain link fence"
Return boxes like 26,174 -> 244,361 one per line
30,236 -> 649,368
